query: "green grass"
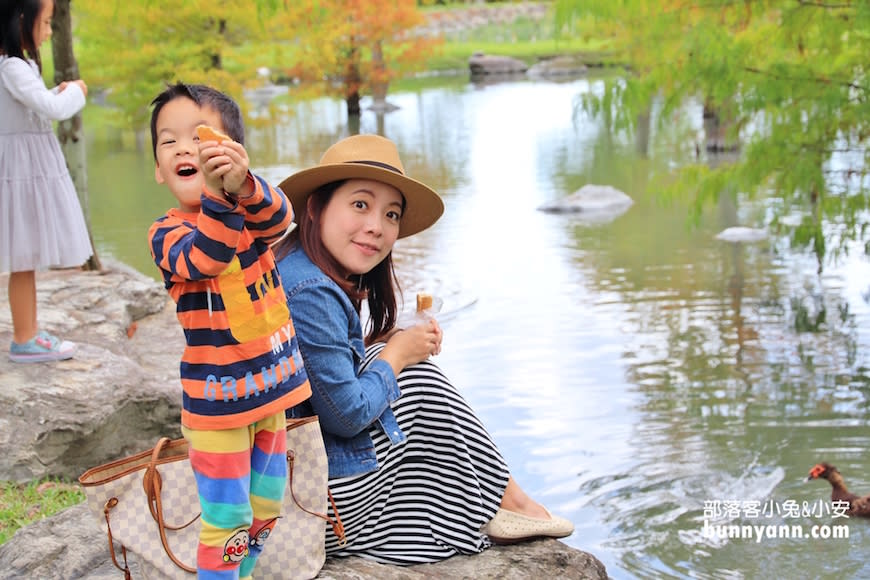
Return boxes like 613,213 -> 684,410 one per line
0,478 -> 84,545
417,3 -> 618,71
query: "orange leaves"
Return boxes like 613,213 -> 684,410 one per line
271,0 -> 433,106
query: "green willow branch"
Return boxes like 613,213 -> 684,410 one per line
673,0 -> 855,15
744,66 -> 866,93
796,0 -> 855,9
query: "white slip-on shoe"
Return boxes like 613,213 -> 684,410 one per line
481,508 -> 575,545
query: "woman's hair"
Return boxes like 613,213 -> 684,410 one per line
0,0 -> 45,70
273,180 -> 400,344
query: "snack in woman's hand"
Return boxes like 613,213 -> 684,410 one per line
397,292 -> 441,328
196,124 -> 231,143
416,292 -> 433,313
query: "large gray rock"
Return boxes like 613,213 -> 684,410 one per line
527,55 -> 589,78
0,264 -> 609,578
0,503 -> 607,579
469,52 -> 529,76
0,261 -> 184,482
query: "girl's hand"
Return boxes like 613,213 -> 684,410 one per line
58,80 -> 88,97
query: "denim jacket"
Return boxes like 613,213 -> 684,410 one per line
276,245 -> 405,479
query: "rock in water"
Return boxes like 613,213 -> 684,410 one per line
538,185 -> 634,221
714,226 -> 767,243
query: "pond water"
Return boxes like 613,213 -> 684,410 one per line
83,75 -> 870,579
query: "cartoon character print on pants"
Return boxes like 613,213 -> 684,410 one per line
218,256 -> 289,343
222,528 -> 250,564
249,518 -> 278,550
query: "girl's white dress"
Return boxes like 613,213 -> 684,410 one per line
0,56 -> 93,273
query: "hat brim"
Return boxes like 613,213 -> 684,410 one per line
278,163 -> 444,239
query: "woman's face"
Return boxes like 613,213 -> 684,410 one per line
319,179 -> 404,278
33,0 -> 54,50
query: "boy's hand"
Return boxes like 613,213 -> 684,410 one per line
198,140 -> 251,199
198,141 -> 225,196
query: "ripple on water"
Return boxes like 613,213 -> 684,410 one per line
589,463 -> 786,578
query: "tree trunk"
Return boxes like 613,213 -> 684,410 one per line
346,87 -> 361,117
635,108 -> 650,157
51,0 -> 101,271
371,40 -> 388,107
210,19 -> 226,70
345,45 -> 362,117
703,98 -> 739,154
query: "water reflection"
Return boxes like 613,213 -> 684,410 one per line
84,76 -> 870,579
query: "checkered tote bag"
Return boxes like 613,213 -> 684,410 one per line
78,417 -> 344,579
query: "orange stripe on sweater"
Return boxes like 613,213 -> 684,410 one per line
180,339 -> 281,366
181,383 -> 311,431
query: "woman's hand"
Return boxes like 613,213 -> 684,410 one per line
377,319 -> 443,376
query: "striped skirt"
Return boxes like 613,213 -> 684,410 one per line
324,343 -> 510,565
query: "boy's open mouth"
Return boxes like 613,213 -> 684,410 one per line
176,165 -> 198,177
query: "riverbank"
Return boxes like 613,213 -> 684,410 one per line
417,1 -> 615,72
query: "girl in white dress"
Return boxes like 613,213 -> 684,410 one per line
0,0 -> 93,362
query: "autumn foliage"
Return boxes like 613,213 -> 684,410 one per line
274,0 -> 440,113
73,0 -> 439,124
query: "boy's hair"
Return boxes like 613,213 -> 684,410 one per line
149,82 -> 245,160
0,0 -> 45,70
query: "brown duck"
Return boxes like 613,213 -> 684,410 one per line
807,463 -> 870,518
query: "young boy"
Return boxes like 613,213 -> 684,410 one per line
147,83 -> 311,580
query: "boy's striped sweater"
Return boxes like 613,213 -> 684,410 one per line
148,174 -> 310,430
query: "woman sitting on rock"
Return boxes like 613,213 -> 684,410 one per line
273,134 -> 573,564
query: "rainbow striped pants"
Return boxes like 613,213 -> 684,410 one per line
182,412 -> 286,580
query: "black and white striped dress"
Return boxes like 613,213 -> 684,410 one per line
323,343 -> 510,565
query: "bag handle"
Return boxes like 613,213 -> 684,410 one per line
143,437 -> 201,532
101,438 -> 197,577
104,428 -> 344,577
287,449 -> 347,546
141,437 -> 197,573
102,497 -> 132,579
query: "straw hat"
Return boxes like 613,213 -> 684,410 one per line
277,134 -> 444,238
